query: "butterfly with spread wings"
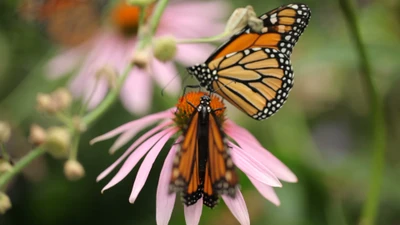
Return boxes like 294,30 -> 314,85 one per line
187,3 -> 311,120
169,94 -> 238,208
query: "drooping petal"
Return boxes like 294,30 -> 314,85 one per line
129,128 -> 179,203
156,143 -> 179,225
46,46 -> 86,79
68,32 -> 118,97
175,43 -> 216,66
230,143 -> 281,187
226,121 -> 298,183
90,108 -> 174,145
101,127 -> 175,192
85,79 -> 109,109
164,1 -> 229,21
160,1 -> 229,38
222,189 -> 250,225
184,198 -> 203,225
150,59 -> 181,96
120,68 -> 153,115
97,120 -> 173,182
108,115 -> 173,154
248,176 -> 280,206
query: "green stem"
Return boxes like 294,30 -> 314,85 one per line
69,132 -> 81,161
82,64 -> 133,126
339,1 -> 386,225
0,144 -> 10,162
82,0 -> 169,127
56,113 -> 73,128
0,147 -> 46,190
149,0 -> 169,34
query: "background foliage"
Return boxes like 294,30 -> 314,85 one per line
0,0 -> 399,224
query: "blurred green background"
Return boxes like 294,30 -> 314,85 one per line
1,0 -> 400,224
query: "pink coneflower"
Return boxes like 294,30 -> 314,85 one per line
91,91 -> 297,225
46,1 -> 228,114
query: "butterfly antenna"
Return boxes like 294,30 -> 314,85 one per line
161,72 -> 184,97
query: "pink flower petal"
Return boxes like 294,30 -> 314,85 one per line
85,79 -> 109,109
90,108 -> 174,145
248,176 -> 280,206
108,113 -> 174,154
96,120 -> 173,182
164,1 -> 229,21
46,46 -> 86,79
100,127 -> 175,192
226,121 -> 298,183
230,143 -> 281,187
129,128 -> 179,203
156,142 -> 178,225
150,59 -> 181,96
120,68 -> 153,115
184,198 -> 203,225
222,189 -> 250,225
175,43 -> 216,66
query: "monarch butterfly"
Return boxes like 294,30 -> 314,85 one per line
187,3 -> 311,120
169,94 -> 238,208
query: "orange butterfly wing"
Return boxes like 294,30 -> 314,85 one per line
170,112 -> 203,205
170,95 -> 239,208
207,3 -> 311,60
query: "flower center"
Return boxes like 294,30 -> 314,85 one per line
111,2 -> 153,36
174,91 -> 226,129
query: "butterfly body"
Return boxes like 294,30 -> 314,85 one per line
187,3 -> 311,120
170,95 -> 238,208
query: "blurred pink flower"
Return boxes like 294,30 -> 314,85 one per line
46,1 -> 228,115
91,92 -> 297,225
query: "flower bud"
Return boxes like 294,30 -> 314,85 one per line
132,47 -> 151,69
51,88 -> 72,111
153,36 -> 177,62
225,5 -> 263,33
127,0 -> 156,7
72,117 -> 87,133
248,17 -> 263,33
44,127 -> 70,159
36,93 -> 56,113
0,159 -> 13,174
0,192 -> 11,214
64,160 -> 85,181
95,66 -> 118,89
29,124 -> 47,146
0,121 -> 11,143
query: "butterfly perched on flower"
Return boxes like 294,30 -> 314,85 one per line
170,93 -> 239,208
187,3 -> 311,120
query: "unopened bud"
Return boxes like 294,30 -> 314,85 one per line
51,88 -> 72,111
44,127 -> 70,159
248,17 -> 263,33
64,160 -> 85,181
132,47 -> 151,69
0,192 -> 11,214
0,121 -> 11,143
0,159 -> 12,173
36,93 -> 57,114
29,124 -> 47,146
95,66 -> 118,89
225,5 -> 263,33
72,117 -> 87,133
153,36 -> 177,62
127,0 -> 156,7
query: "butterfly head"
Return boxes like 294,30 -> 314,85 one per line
187,64 -> 214,91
